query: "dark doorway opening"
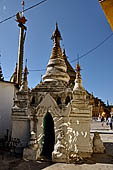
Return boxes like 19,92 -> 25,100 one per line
57,97 -> 62,105
65,96 -> 70,105
40,112 -> 55,160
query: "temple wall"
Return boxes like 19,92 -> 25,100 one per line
0,81 -> 17,138
12,118 -> 30,147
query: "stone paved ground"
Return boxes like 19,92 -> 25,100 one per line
0,120 -> 113,170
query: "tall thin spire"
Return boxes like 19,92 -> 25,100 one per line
51,22 -> 62,47
16,0 -> 27,87
23,59 -> 28,83
62,47 -> 66,57
75,54 -> 81,77
73,55 -> 83,91
10,63 -> 18,83
62,48 -> 76,85
0,53 -> 4,81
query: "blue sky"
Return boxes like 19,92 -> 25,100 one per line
0,0 -> 113,104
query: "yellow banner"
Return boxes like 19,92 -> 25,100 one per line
99,0 -> 113,31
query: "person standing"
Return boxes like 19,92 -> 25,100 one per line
108,116 -> 112,130
101,116 -> 104,126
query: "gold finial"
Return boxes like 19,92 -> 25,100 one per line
51,22 -> 62,41
76,54 -> 81,73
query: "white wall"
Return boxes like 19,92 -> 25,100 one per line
0,81 -> 17,138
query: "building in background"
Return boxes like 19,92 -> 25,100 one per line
0,66 -> 18,138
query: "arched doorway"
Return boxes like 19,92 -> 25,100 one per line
40,112 -> 55,160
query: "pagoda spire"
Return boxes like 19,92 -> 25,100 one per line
51,22 -> 62,47
23,59 -> 28,83
43,23 -> 70,83
62,48 -> 76,85
75,55 -> 81,79
73,55 -> 83,91
62,47 -> 66,57
16,0 -> 27,87
0,53 -> 4,81
10,63 -> 18,83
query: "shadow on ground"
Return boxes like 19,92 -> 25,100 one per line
9,160 -> 54,170
0,151 -> 54,170
0,142 -> 113,170
0,158 -> 54,170
84,142 -> 113,165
